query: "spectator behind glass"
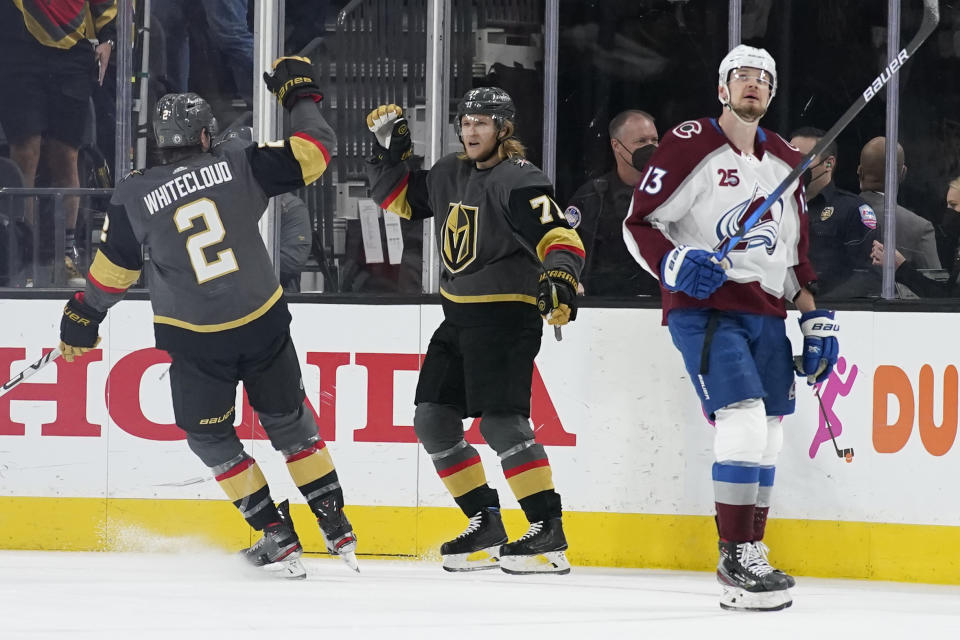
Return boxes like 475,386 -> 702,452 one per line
789,127 -> 879,298
870,175 -> 960,298
0,0 -> 116,285
565,110 -> 660,296
214,126 -> 312,292
152,0 -> 253,107
934,175 -> 960,268
858,136 -> 941,271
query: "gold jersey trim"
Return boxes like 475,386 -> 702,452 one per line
440,287 -> 536,305
88,251 -> 141,291
153,286 -> 283,332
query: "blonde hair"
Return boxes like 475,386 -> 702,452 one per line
458,120 -> 526,162
950,176 -> 960,192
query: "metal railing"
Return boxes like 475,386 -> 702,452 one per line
0,188 -> 114,288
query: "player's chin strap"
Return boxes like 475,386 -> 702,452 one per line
721,98 -> 764,127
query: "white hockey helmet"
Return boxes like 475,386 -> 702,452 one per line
718,44 -> 777,106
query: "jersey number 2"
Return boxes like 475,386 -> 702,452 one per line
174,198 -> 238,284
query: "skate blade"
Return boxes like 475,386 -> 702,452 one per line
499,550 -> 571,575
442,546 -> 502,572
331,537 -> 360,573
259,557 -> 307,580
719,586 -> 792,612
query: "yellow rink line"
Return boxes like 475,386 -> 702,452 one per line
0,497 -> 957,584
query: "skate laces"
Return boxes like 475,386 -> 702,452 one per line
517,521 -> 543,542
454,512 -> 484,540
738,542 -> 774,577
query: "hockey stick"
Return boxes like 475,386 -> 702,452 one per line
715,0 -> 940,261
507,227 -> 564,342
814,385 -> 854,463
0,348 -> 61,399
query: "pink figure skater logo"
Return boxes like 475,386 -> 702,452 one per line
809,356 -> 858,459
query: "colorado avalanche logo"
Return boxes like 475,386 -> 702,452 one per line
715,185 -> 784,255
672,120 -> 702,139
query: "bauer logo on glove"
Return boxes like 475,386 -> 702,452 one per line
262,56 -> 322,109
795,309 -> 840,384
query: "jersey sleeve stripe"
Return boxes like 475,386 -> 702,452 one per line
289,132 -> 331,185
535,227 -> 584,261
545,242 -> 586,259
153,285 -> 284,332
87,251 -> 141,293
380,174 -> 413,219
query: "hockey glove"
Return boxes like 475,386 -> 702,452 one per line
660,245 -> 727,299
794,309 -> 839,385
59,292 -> 106,363
366,104 -> 412,164
537,269 -> 578,326
263,56 -> 322,109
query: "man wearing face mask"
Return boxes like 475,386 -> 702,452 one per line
565,110 -> 661,296
789,127 -> 879,298
870,175 -> 960,298
933,175 -> 960,268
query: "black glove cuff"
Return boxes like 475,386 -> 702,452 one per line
61,292 -> 106,348
540,268 -> 579,292
66,292 -> 107,323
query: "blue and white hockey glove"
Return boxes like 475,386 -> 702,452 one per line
660,245 -> 727,300
795,310 -> 839,385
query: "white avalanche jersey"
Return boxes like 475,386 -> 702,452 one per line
623,117 -> 816,322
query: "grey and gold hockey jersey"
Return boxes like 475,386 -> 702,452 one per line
368,152 -> 585,325
85,99 -> 335,356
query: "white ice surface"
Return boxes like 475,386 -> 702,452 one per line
1,549 -> 959,639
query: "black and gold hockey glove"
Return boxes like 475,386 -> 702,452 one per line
537,269 -> 578,326
59,292 -> 106,362
263,56 -> 323,109
366,104 -> 412,164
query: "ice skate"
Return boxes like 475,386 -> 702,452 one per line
499,517 -> 570,575
754,541 -> 796,588
315,494 -> 360,572
440,506 -> 508,572
240,499 -> 306,580
717,541 -> 792,611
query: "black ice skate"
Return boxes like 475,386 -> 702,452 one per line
755,541 -> 796,588
717,540 -> 793,611
499,517 -> 570,575
315,494 -> 360,573
240,499 -> 306,579
440,506 -> 508,572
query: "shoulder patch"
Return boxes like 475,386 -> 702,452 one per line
859,204 -> 877,229
122,169 -> 144,181
563,205 -> 582,229
511,157 -> 532,167
671,120 -> 703,139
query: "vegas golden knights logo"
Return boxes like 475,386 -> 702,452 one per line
442,202 -> 478,272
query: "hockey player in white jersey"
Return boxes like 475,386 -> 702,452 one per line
623,45 -> 840,611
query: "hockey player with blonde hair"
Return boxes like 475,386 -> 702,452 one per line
365,87 -> 584,575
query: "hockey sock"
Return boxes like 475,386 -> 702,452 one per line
283,440 -> 342,515
430,439 -> 498,515
213,454 -> 280,530
713,461 -> 759,541
518,490 -> 563,523
500,441 -> 557,520
754,465 -> 775,540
